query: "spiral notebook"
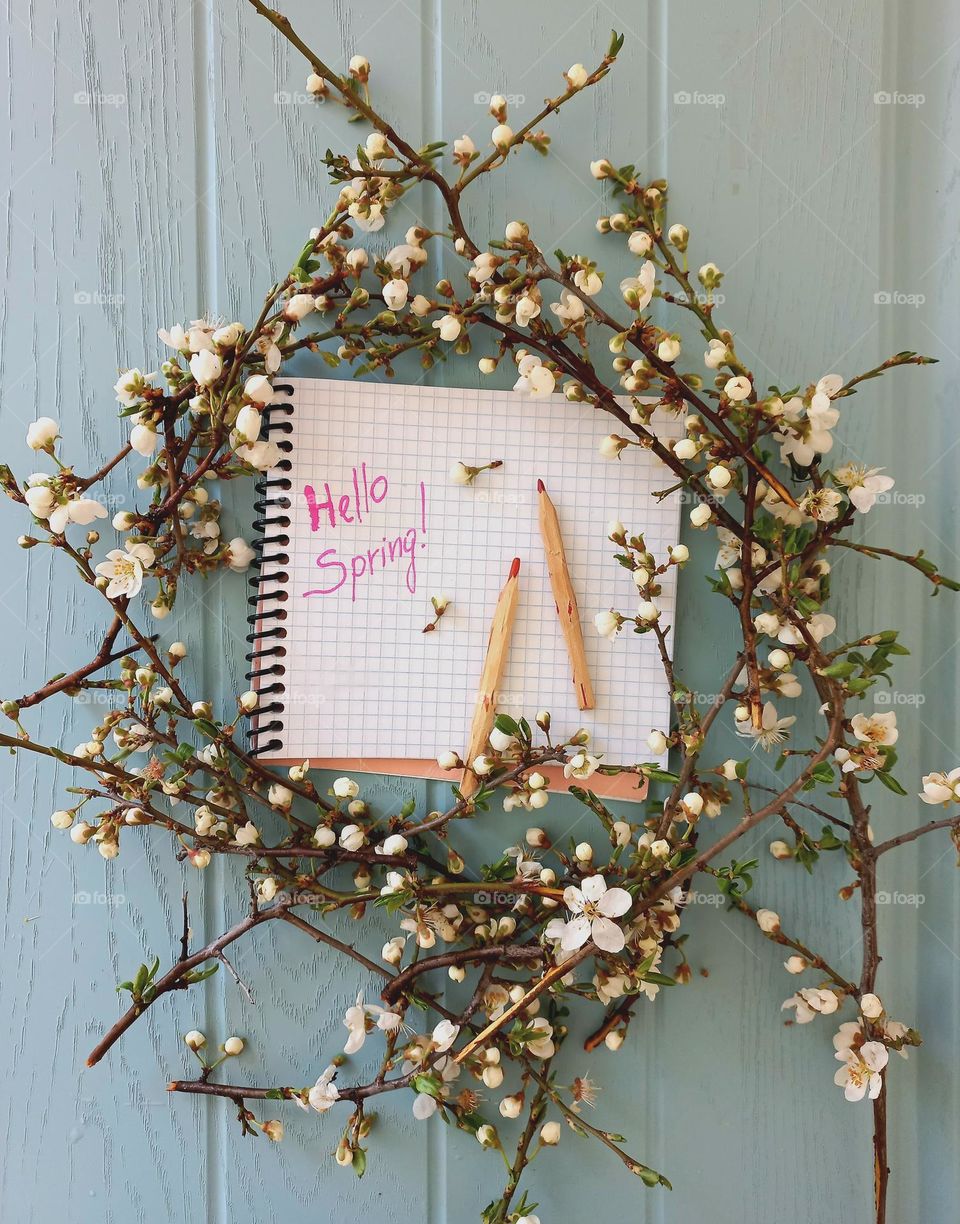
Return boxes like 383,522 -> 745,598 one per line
247,377 -> 683,799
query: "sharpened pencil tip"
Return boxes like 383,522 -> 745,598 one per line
509,556 -> 521,578
536,478 -> 545,493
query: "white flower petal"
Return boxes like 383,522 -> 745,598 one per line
560,915 -> 591,950
591,916 -> 626,953
597,886 -> 632,919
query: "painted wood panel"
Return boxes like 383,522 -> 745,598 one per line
1,0 -> 958,1219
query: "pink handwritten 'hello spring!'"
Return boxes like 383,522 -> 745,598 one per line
302,464 -> 428,602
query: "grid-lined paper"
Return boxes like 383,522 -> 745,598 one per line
255,377 -> 683,766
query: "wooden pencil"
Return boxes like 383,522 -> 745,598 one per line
460,556 -> 521,800
537,479 -> 595,711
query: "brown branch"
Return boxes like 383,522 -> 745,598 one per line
86,905 -> 286,1067
16,615 -> 130,708
277,909 -> 390,981
874,813 -> 960,856
381,943 -> 545,1005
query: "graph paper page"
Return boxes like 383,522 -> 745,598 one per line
256,377 -> 683,765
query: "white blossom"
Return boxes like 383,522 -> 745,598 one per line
334,776 -> 360,799
834,1039 -> 888,1102
851,711 -> 898,747
620,260 -> 656,311
26,417 -> 59,451
833,463 -> 895,513
704,339 -> 729,369
545,874 -> 632,953
129,421 -> 158,456
550,287 -> 586,323
308,1065 -> 340,1112
95,541 -> 156,599
114,369 -> 155,406
919,768 -> 960,805
782,987 -> 839,1023
339,823 -> 366,851
737,701 -> 796,751
724,375 -> 752,401
382,278 -> 408,311
564,751 -> 599,780
628,230 -> 653,256
226,537 -> 256,572
431,1019 -> 460,1052
48,495 -> 108,534
244,374 -> 275,404
432,314 -> 462,342
189,349 -> 223,386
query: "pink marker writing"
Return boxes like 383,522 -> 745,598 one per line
304,464 -> 388,530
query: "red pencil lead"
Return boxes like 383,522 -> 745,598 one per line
509,556 -> 521,578
536,478 -> 545,493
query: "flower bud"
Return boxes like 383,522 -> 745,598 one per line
333,776 -> 360,799
667,223 -> 689,251
860,993 -> 884,1020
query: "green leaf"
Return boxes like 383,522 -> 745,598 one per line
820,660 -> 857,678
412,1072 -> 442,1097
876,770 -> 908,796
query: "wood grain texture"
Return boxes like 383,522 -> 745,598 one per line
1,0 -> 958,1219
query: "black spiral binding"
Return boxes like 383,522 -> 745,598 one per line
244,383 -> 295,757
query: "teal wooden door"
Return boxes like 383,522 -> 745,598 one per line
2,1 -> 958,1219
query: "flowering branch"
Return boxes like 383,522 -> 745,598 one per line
1,5 -> 956,1219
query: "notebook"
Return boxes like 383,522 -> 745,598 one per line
247,377 -> 683,799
